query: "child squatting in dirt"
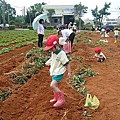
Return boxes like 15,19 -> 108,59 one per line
93,47 -> 106,62
44,35 -> 71,108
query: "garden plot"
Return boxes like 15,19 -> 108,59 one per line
0,31 -> 120,120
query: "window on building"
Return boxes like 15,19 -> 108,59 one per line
54,19 -> 58,23
112,22 -> 117,24
107,22 -> 111,24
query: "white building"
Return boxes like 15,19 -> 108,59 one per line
102,18 -> 120,26
43,5 -> 74,27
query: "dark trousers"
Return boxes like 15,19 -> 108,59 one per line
38,34 -> 44,47
68,32 -> 75,47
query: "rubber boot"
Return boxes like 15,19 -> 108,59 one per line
53,91 -> 65,108
114,40 -> 117,43
50,91 -> 57,103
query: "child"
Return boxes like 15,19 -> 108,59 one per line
73,23 -> 77,33
37,19 -> 44,47
44,35 -> 71,108
93,48 -> 106,62
100,28 -> 105,38
58,29 -> 75,51
104,30 -> 109,42
114,27 -> 119,43
59,37 -> 67,47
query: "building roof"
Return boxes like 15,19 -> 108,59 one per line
43,5 -> 74,15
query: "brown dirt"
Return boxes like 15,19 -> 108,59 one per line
0,32 -> 120,120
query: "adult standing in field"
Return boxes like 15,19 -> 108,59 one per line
37,19 -> 44,47
58,29 -> 75,52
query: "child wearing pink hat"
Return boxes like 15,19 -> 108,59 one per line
44,35 -> 71,108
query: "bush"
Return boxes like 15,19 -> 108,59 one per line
9,25 -> 15,30
22,25 -> 27,29
46,26 -> 54,30
28,26 -> 33,30
118,28 -> 120,31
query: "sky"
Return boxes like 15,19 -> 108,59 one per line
6,0 -> 120,20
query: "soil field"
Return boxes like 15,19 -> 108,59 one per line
0,31 -> 120,120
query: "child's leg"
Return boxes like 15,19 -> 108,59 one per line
50,80 -> 61,92
114,35 -> 118,43
114,38 -> 117,43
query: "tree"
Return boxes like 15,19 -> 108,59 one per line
74,2 -> 88,30
0,0 -> 16,29
26,2 -> 46,25
91,2 -> 111,26
47,9 -> 55,25
5,3 -> 16,24
28,3 -> 46,17
0,0 -> 3,23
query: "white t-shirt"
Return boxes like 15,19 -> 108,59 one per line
61,29 -> 73,40
45,48 -> 69,76
37,23 -> 44,35
94,52 -> 106,59
114,30 -> 119,36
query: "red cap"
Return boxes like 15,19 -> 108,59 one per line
44,35 -> 59,50
95,48 -> 101,53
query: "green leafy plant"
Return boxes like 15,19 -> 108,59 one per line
0,90 -> 12,101
10,47 -> 49,84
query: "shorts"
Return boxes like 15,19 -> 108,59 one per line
52,74 -> 64,82
114,35 -> 118,38
101,31 -> 104,35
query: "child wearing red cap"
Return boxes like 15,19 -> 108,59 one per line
44,35 -> 71,108
93,48 -> 106,62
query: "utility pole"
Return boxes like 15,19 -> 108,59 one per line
7,5 -> 10,24
95,5 -> 98,27
2,0 -> 6,29
22,6 -> 25,23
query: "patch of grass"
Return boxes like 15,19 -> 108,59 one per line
0,90 -> 12,101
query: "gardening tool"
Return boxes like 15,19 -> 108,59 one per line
84,94 -> 100,110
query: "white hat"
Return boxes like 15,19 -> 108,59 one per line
59,37 -> 67,45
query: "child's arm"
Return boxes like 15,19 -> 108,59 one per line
66,62 -> 71,78
45,58 -> 52,66
93,53 -> 100,59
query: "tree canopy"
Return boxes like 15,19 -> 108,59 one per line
91,2 -> 111,26
0,0 -> 16,24
47,9 -> 55,25
74,2 -> 88,29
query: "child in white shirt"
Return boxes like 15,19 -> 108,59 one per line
93,48 -> 106,62
44,35 -> 71,108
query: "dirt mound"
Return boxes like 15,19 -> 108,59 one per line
0,32 -> 120,120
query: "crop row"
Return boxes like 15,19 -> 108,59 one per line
0,30 -> 57,54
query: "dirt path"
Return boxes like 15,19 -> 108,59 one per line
0,32 -> 120,120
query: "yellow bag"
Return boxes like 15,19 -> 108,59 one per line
84,94 -> 100,110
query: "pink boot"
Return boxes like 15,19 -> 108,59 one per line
53,91 -> 65,108
50,91 -> 57,103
